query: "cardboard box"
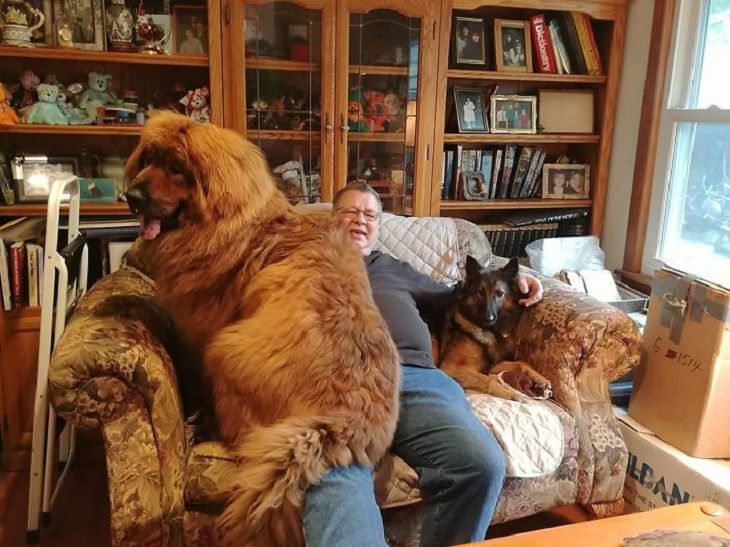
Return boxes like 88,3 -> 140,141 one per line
628,266 -> 730,458
538,89 -> 594,133
617,412 -> 730,513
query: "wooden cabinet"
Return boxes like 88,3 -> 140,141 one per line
0,308 -> 40,471
225,0 -> 439,215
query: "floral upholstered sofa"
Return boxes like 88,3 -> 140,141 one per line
48,214 -> 641,546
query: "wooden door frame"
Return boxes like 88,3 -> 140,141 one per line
621,0 -> 677,274
334,0 -> 438,216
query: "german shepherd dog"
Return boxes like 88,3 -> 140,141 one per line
439,256 -> 552,401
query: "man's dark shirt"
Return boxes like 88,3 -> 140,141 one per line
365,251 -> 455,368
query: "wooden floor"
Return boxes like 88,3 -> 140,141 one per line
0,449 -> 589,547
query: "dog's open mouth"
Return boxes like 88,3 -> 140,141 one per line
137,207 -> 182,241
138,216 -> 162,241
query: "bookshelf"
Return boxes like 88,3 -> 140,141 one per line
432,0 -> 629,244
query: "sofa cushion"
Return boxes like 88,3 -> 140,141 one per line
183,396 -> 566,510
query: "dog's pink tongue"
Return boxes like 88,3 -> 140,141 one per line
138,216 -> 161,240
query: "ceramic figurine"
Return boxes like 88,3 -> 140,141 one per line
0,83 -> 19,124
27,84 -> 68,125
179,87 -> 210,123
134,1 -> 167,54
0,0 -> 45,47
79,72 -> 122,118
105,0 -> 134,52
384,92 -> 404,132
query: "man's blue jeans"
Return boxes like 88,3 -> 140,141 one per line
303,365 -> 506,547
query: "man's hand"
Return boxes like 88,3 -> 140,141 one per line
517,273 -> 543,307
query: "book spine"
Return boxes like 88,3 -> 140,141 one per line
499,145 -> 517,199
27,245 -> 38,307
511,147 -> 534,198
491,149 -> 503,200
572,12 -> 598,75
549,21 -> 572,74
10,242 -> 26,310
582,13 -> 604,74
530,14 -> 558,73
558,12 -> 588,74
0,241 -> 11,311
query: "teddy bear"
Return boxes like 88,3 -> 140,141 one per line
27,84 -> 69,125
179,87 -> 211,123
384,92 -> 404,132
0,83 -> 20,125
79,72 -> 122,118
363,90 -> 391,132
56,85 -> 93,125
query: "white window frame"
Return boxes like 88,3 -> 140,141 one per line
642,0 -> 730,275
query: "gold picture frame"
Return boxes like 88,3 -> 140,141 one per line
490,94 -> 537,134
494,19 -> 532,73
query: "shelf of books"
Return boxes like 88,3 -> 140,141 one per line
433,0 -> 623,251
0,215 -> 138,313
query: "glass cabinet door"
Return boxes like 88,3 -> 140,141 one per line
232,0 -> 335,204
336,1 -> 437,215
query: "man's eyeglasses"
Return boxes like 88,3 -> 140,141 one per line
336,207 -> 381,222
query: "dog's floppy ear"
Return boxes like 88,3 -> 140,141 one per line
465,255 -> 483,281
501,257 -> 520,280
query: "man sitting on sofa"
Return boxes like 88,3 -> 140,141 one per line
303,181 -> 544,547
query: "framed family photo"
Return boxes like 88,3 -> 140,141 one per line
454,87 -> 488,133
54,0 -> 105,51
172,5 -> 208,55
542,164 -> 591,199
490,94 -> 536,134
453,16 -> 487,66
494,19 -> 532,72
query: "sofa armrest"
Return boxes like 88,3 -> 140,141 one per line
514,278 -> 642,414
49,267 -> 186,545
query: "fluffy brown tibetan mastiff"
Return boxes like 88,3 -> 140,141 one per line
123,112 -> 400,546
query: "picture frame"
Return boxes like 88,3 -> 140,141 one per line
454,87 -> 489,133
10,154 -> 78,203
79,177 -> 117,202
453,15 -> 487,66
461,171 -> 489,200
53,0 -> 105,51
172,5 -> 207,55
490,94 -> 537,134
542,164 -> 591,199
494,19 -> 532,72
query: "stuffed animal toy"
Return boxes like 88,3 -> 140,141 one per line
27,84 -> 69,125
10,69 -> 40,110
347,88 -> 369,132
179,87 -> 210,123
384,92 -> 404,132
363,90 -> 389,132
79,72 -> 122,118
0,84 -> 20,125
56,85 -> 93,125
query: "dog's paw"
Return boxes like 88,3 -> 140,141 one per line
497,363 -> 552,399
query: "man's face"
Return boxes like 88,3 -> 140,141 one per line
335,190 -> 381,255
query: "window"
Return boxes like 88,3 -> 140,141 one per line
644,0 -> 730,287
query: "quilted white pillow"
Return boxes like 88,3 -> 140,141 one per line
375,213 -> 461,285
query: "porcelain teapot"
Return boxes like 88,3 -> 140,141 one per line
0,0 -> 46,47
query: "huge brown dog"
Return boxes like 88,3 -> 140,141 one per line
123,112 -> 400,546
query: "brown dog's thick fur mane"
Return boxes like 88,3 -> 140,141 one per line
124,112 -> 400,545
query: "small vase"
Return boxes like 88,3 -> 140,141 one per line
105,0 -> 134,52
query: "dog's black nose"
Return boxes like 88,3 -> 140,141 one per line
125,187 -> 147,214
